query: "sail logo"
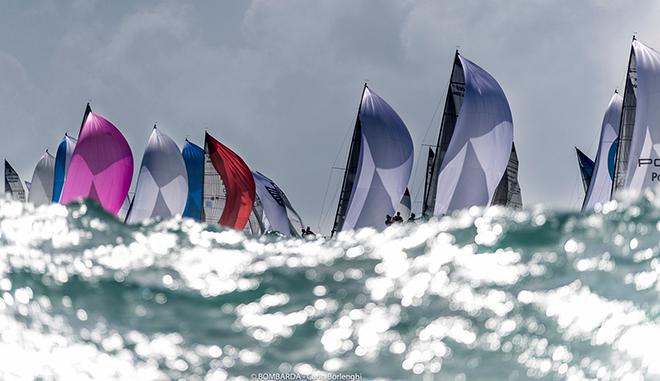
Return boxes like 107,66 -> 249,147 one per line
265,185 -> 285,207
638,158 -> 660,181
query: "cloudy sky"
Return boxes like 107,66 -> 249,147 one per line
2,1 -> 660,231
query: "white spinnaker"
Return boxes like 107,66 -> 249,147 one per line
583,92 -> 622,210
126,128 -> 188,223
252,171 -> 302,237
28,151 -> 55,206
624,40 -> 660,192
433,55 -> 513,215
342,86 -> 414,230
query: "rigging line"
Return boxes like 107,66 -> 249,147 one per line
316,169 -> 336,232
411,81 -> 449,207
317,106 -> 358,231
321,182 -> 343,234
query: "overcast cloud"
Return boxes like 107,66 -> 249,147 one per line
2,1 -> 660,232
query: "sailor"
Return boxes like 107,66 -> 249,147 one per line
303,226 -> 315,237
408,213 -> 416,222
393,212 -> 403,223
385,215 -> 393,226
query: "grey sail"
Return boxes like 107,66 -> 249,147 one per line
126,127 -> 188,223
421,147 -> 435,217
612,39 -> 660,194
27,150 -> 55,206
491,144 -> 523,208
4,160 -> 26,202
423,52 -> 465,217
331,84 -> 414,235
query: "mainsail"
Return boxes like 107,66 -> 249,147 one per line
182,139 -> 204,221
575,148 -> 595,193
60,105 -> 133,215
425,51 -> 515,216
28,150 -> 55,206
612,39 -> 660,194
203,132 -> 255,230
331,84 -> 414,235
252,171 -> 303,237
4,160 -> 26,202
492,144 -> 523,208
583,92 -> 623,210
52,133 -> 77,202
126,127 -> 188,223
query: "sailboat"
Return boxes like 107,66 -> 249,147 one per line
252,171 -> 304,237
331,84 -> 414,236
611,38 -> 660,196
203,132 -> 255,230
4,160 -> 26,202
580,92 -> 622,210
125,127 -> 188,223
60,104 -> 133,215
422,51 -> 520,217
27,150 -> 55,206
181,139 -> 204,221
52,133 -> 77,202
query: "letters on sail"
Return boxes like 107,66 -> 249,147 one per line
126,127 -> 188,223
331,84 -> 414,235
612,39 -> 660,195
60,105 -> 133,215
252,171 -> 304,237
5,160 -> 26,202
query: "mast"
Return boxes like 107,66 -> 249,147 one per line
611,37 -> 637,198
331,83 -> 367,237
422,50 -> 465,217
77,103 -> 92,137
421,147 -> 435,215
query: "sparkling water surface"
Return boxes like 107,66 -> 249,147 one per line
0,194 -> 659,381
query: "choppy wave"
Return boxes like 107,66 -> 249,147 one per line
0,194 -> 659,380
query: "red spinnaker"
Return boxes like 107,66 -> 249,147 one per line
205,132 -> 255,229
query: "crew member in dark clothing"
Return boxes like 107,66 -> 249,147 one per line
408,213 -> 416,222
303,226 -> 315,237
385,215 -> 393,226
392,212 -> 403,223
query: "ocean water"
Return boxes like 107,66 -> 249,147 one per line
0,195 -> 659,381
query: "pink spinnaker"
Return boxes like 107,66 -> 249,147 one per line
60,111 -> 133,215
